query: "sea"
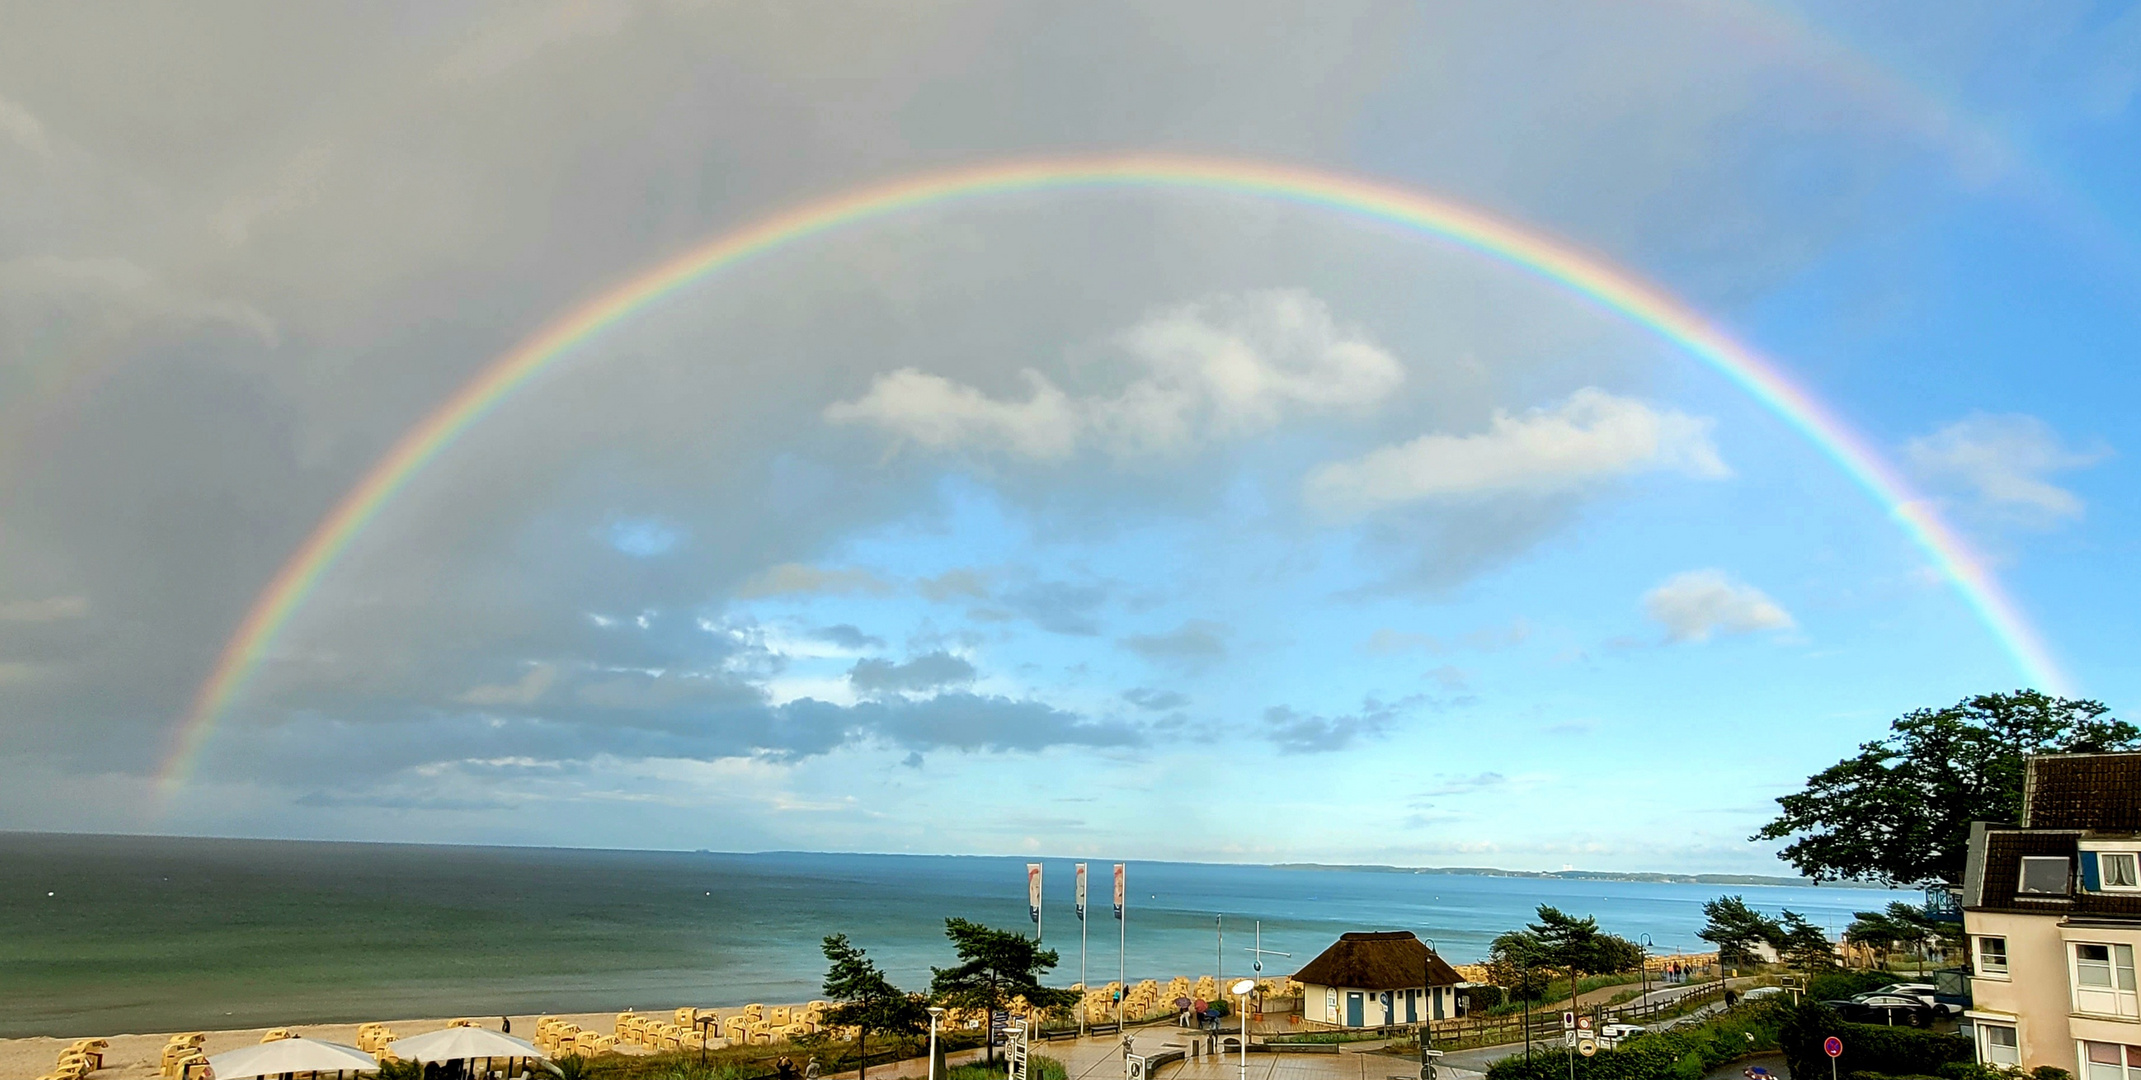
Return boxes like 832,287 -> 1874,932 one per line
0,833 -> 1909,1038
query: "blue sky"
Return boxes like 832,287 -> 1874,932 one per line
0,0 -> 2135,873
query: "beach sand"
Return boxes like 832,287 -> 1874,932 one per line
0,1007 -> 788,1079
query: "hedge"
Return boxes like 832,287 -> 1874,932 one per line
1777,1000 -> 1970,1079
1482,1001 -> 1788,1080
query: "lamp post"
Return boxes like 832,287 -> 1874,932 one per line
1521,963 -> 1532,1067
1638,934 -> 1653,1021
1230,978 -> 1256,1080
1419,936 -> 1438,1080
928,1007 -> 944,1080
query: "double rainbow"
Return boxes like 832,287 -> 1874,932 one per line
157,153 -> 2070,793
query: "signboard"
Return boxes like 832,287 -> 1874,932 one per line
1027,863 -> 1043,933
1575,1015 -> 1592,1032
1076,863 -> 1088,922
1007,1020 -> 1030,1080
1577,1039 -> 1596,1058
991,1010 -> 1009,1043
1824,1036 -> 1843,1058
1125,1053 -> 1148,1080
1113,863 -> 1125,920
1561,1012 -> 1574,1030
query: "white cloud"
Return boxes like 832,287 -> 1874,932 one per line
0,94 -> 50,157
824,290 -> 1403,460
1905,413 -> 2110,527
0,596 -> 88,622
0,256 -> 278,345
456,663 -> 559,706
1640,569 -> 1793,643
1306,388 -> 1726,515
734,563 -> 893,599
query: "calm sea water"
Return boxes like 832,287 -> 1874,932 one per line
0,833 -> 1907,1038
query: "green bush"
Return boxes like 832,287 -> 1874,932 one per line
1777,1000 -> 1970,1079
1482,1001 -> 1790,1080
1807,970 -> 1902,1002
1464,985 -> 1506,1011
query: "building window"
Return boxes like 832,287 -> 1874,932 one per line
2073,943 -> 2141,1019
2020,855 -> 2072,895
2081,1041 -> 2141,1080
1977,937 -> 2009,977
2103,853 -> 2141,890
1326,988 -> 1336,1021
1978,1024 -> 2019,1066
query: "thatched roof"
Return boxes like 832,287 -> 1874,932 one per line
1291,931 -> 1462,990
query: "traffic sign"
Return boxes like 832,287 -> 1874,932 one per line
1576,1015 -> 1593,1032
1824,1036 -> 1842,1058
1561,1011 -> 1574,1030
1577,1039 -> 1596,1058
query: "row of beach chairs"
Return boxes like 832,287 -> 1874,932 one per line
35,1037 -> 108,1080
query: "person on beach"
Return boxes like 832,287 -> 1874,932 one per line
501,1015 -> 511,1034
776,1055 -> 798,1080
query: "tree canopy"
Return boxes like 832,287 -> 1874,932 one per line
821,934 -> 928,1080
1753,690 -> 2135,886
928,918 -> 1079,1063
1698,895 -> 1782,968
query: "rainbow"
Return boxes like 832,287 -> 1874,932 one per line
157,153 -> 2071,793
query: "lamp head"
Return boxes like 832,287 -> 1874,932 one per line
928,1006 -> 945,1017
1230,979 -> 1257,996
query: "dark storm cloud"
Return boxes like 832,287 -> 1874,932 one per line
847,651 -> 977,694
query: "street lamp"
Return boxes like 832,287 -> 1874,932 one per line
1419,936 -> 1439,1080
1638,935 -> 1653,1021
928,1006 -> 945,1080
1230,978 -> 1256,1080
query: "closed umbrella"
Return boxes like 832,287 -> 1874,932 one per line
389,1026 -> 546,1063
208,1037 -> 378,1078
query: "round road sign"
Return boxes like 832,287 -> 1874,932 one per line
1577,1039 -> 1596,1058
1824,1036 -> 1843,1058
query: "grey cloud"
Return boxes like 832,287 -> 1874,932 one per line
848,651 -> 977,694
812,624 -> 886,651
1121,687 -> 1189,711
1000,581 -> 1110,636
1120,619 -> 1228,670
1261,698 -> 1410,754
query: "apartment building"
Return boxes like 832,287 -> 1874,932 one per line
1963,753 -> 2141,1077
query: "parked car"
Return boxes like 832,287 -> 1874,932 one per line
1823,994 -> 1934,1026
1740,987 -> 1784,1002
1595,1023 -> 1647,1049
1869,983 -> 1962,1017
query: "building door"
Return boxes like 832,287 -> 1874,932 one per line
1405,989 -> 1417,1023
1382,992 -> 1393,1025
1433,987 -> 1445,1020
1345,992 -> 1363,1027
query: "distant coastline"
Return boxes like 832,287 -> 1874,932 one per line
1269,861 -> 1895,889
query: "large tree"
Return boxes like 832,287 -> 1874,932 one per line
1775,911 -> 1837,974
1484,930 -> 1552,1001
1843,902 -> 1946,974
822,934 -> 928,1080
1754,691 -> 2134,886
1524,906 -> 1643,997
1698,895 -> 1782,970
928,918 -> 1079,1065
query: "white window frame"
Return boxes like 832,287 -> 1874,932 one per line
2021,855 -> 2073,895
2071,942 -> 2141,1019
2101,851 -> 2141,892
2077,1039 -> 2141,1080
1977,1023 -> 2019,1067
1976,936 -> 2010,979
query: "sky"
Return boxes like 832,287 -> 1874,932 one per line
1,0 -> 2137,873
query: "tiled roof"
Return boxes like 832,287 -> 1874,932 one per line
1969,829 -> 2141,918
1291,931 -> 1463,990
2026,754 -> 2141,830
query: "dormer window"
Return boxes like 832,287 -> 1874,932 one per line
2102,852 -> 2140,890
2019,855 -> 2072,895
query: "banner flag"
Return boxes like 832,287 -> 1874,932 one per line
1075,862 -> 1088,922
1113,863 -> 1125,920
1028,863 -> 1043,926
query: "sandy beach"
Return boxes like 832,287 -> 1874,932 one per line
2,1008 -> 752,1080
